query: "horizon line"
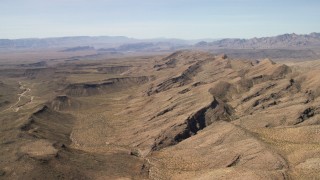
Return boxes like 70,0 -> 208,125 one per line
1,32 -> 319,41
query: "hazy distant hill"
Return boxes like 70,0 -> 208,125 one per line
61,46 -> 95,52
0,36 -> 191,50
0,36 -> 139,49
196,33 -> 320,49
116,42 -> 187,52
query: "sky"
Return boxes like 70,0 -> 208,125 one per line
0,0 -> 320,39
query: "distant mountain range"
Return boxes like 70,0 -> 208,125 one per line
0,33 -> 319,50
0,36 -> 133,49
196,33 -> 320,49
0,36 -> 192,49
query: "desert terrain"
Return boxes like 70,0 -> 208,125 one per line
0,41 -> 320,179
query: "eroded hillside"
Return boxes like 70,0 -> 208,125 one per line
0,50 -> 320,179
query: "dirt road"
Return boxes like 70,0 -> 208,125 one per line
2,81 -> 34,112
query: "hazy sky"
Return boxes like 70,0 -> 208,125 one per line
1,0 -> 320,39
